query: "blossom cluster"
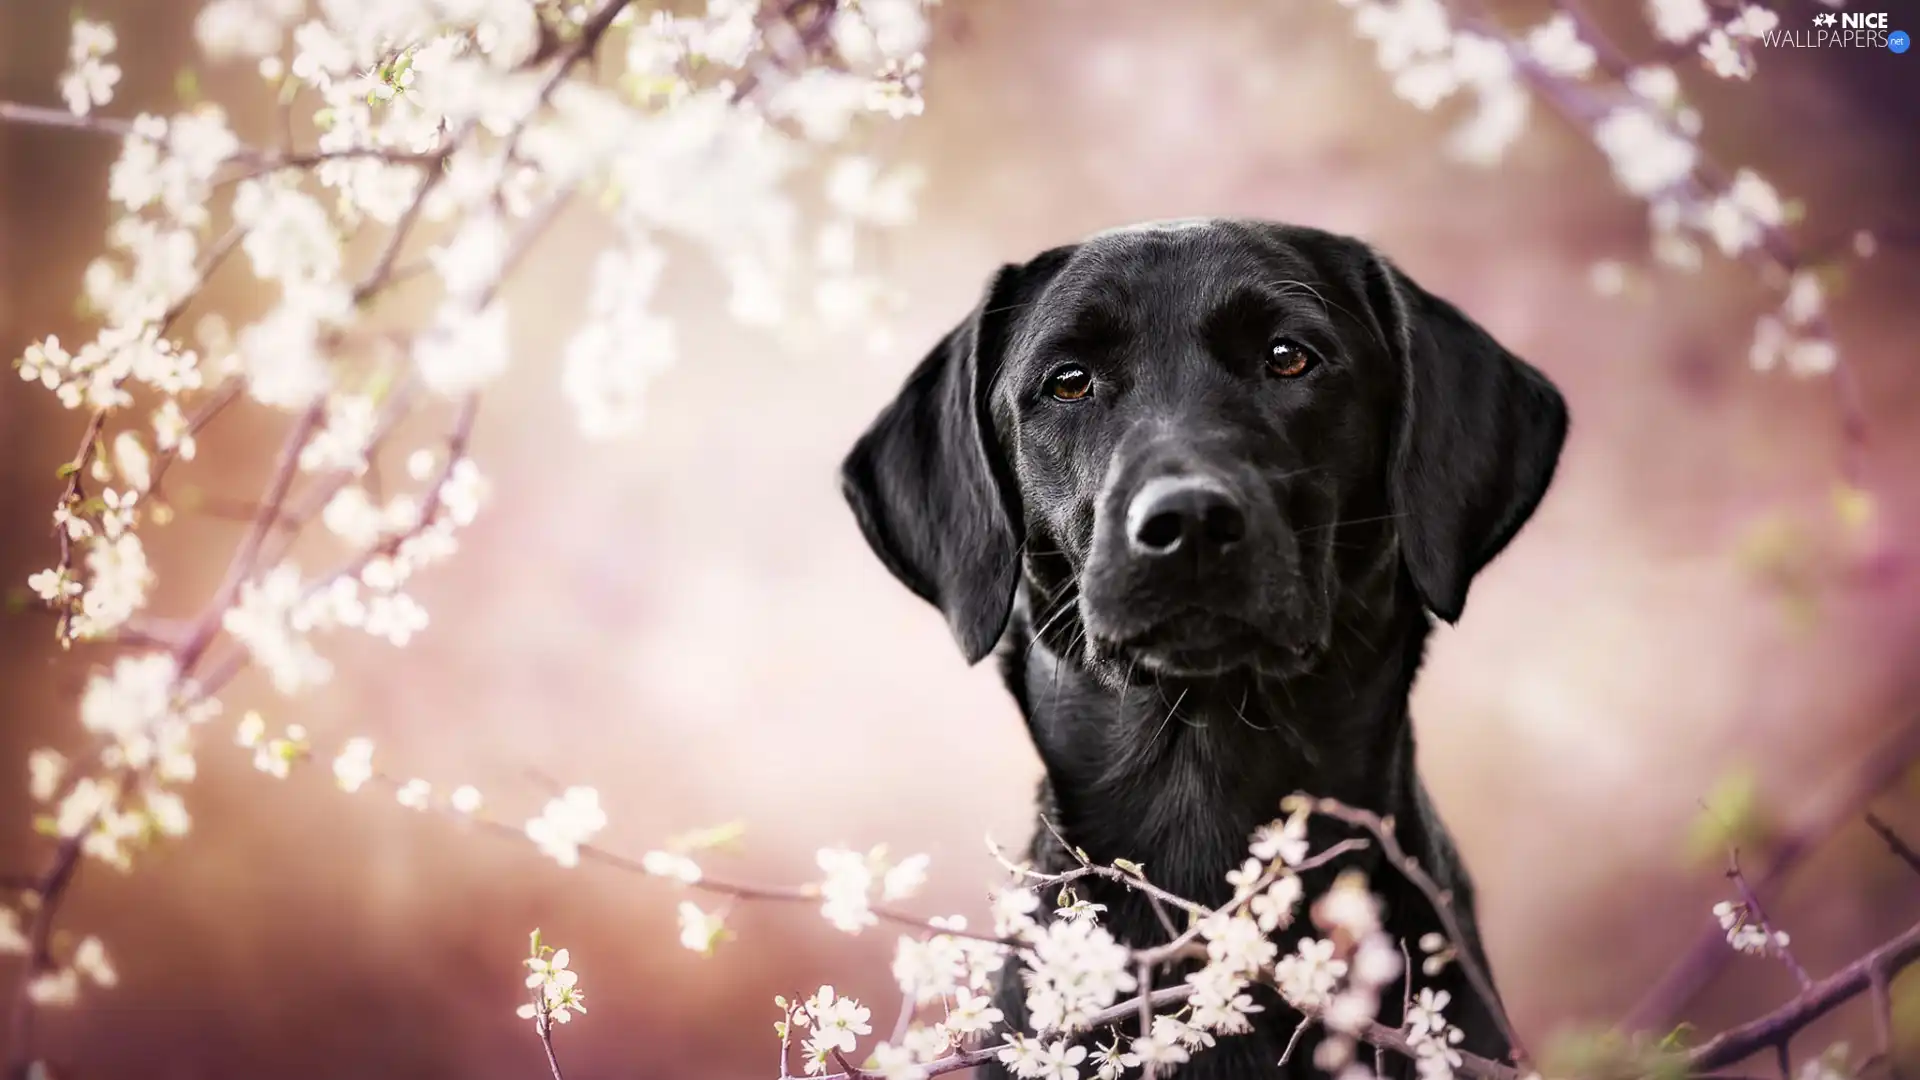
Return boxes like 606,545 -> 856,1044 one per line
752,800 -> 1464,1080
1334,0 -> 1847,381
1711,898 -> 1792,957
4,0 -> 940,1043
518,930 -> 588,1029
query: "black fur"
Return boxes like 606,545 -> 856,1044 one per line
841,220 -> 1567,1078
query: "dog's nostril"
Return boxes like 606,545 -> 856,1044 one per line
1203,503 -> 1246,546
1136,510 -> 1186,554
1125,476 -> 1246,558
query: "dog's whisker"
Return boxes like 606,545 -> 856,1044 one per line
1148,685 -> 1191,744
1230,682 -> 1276,733
1021,585 -> 1083,669
1033,591 -> 1081,641
1045,625 -> 1089,717
1294,510 -> 1409,535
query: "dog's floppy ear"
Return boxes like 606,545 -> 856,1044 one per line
840,248 -> 1074,663
1367,254 -> 1568,623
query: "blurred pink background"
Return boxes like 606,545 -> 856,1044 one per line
4,0 -> 1920,1076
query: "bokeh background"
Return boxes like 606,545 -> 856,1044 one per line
4,0 -> 1920,1077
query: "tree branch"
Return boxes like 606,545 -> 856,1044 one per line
1687,917 -> 1920,1071
1624,716 -> 1920,1030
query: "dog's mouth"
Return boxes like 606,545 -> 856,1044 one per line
1088,608 -> 1318,678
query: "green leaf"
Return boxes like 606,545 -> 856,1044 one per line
668,821 -> 747,854
1112,857 -> 1146,878
174,68 -> 202,104
1892,966 -> 1920,1057
1543,1027 -> 1687,1080
55,462 -> 79,480
1685,765 -> 1773,866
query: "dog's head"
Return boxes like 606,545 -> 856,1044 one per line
841,220 -> 1566,681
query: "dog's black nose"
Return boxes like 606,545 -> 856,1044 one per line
1126,476 -> 1246,558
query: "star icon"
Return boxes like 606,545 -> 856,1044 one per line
1813,12 -> 1838,26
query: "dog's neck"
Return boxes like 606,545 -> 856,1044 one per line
997,545 -> 1430,907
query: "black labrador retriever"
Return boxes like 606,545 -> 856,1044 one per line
839,219 -> 1565,1078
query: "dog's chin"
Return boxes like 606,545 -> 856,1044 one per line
1086,608 -> 1320,681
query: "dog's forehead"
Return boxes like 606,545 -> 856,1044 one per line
1029,220 -> 1314,319
1081,217 -> 1223,243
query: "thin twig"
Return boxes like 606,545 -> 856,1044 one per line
176,402 -> 325,674
535,1008 -> 566,1080
0,100 -> 136,137
1864,813 -> 1920,880
1280,1016 -> 1314,1067
1729,850 -> 1813,990
1382,937 -> 1413,1077
1133,838 -> 1371,968
1136,959 -> 1156,1080
146,378 -> 243,500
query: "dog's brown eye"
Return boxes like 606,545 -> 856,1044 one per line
1268,339 -> 1317,379
1046,364 -> 1093,401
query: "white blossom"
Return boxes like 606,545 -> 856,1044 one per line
1594,108 -> 1697,196
72,534 -> 152,638
332,738 -> 375,793
223,563 -> 333,694
519,937 -> 587,1027
562,245 -> 678,439
997,1035 -> 1087,1080
817,846 -> 880,933
881,852 -> 930,900
641,850 -> 704,883
1249,809 -> 1310,865
525,786 -> 608,868
677,901 -> 728,954
1646,0 -> 1712,43
1699,31 -> 1753,80
61,19 -> 121,116
0,909 -> 30,955
868,1041 -> 931,1080
1019,916 -> 1136,1032
1274,936 -> 1347,1008
28,749 -> 68,803
1525,14 -> 1595,78
301,395 -> 379,475
73,936 -> 118,988
415,300 -> 511,397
